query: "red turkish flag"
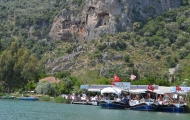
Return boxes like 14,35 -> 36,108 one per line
148,84 -> 154,91
176,86 -> 182,91
114,74 -> 120,82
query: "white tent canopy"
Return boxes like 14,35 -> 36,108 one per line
100,87 -> 124,95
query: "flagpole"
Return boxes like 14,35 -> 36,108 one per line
138,72 -> 140,86
137,71 -> 140,89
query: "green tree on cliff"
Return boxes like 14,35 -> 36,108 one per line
0,41 -> 40,93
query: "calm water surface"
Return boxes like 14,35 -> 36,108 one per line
0,99 -> 189,120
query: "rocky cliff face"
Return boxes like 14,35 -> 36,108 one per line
49,0 -> 181,42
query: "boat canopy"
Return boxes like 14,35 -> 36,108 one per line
100,87 -> 124,95
129,89 -> 160,94
165,91 -> 187,95
129,89 -> 147,93
154,90 -> 165,95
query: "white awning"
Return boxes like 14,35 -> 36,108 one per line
88,88 -> 101,92
129,89 -> 147,93
100,87 -> 123,95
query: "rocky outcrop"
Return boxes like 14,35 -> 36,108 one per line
49,0 -> 181,42
39,76 -> 61,83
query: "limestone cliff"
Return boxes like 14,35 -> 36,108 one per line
49,0 -> 181,42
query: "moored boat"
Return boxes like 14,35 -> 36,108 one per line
129,89 -> 158,111
156,92 -> 188,113
99,87 -> 128,109
91,101 -> 99,106
90,96 -> 100,106
100,99 -> 126,109
1,95 -> 15,99
19,97 -> 38,101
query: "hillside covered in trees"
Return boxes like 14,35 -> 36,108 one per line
0,0 -> 190,95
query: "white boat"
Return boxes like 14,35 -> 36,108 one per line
90,96 -> 99,106
157,91 -> 188,113
129,89 -> 158,111
99,87 -> 128,109
91,101 -> 99,106
19,96 -> 38,101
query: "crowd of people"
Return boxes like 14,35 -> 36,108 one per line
61,93 -> 102,102
61,92 -> 179,106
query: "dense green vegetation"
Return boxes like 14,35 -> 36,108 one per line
35,74 -> 81,96
0,0 -> 84,59
0,0 -> 85,95
0,41 -> 40,93
39,95 -> 51,101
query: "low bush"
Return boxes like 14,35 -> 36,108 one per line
39,95 -> 51,101
54,96 -> 70,103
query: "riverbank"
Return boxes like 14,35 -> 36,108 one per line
0,93 -> 70,104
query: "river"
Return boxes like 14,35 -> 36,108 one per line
0,99 -> 189,120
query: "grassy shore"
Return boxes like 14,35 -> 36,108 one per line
39,95 -> 70,103
3,92 -> 70,104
